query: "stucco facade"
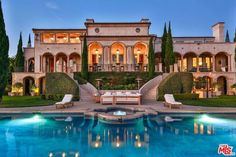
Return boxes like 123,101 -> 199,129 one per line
12,19 -> 236,97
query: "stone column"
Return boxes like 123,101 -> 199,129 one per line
54,55 -> 56,72
212,55 -> 215,72
25,60 -> 28,72
103,46 -> 108,71
67,55 -> 70,73
181,55 -> 184,72
126,46 -> 133,71
42,56 -> 45,73
174,63 -> 178,72
196,56 -> 199,72
228,55 -> 231,72
158,63 -> 162,72
124,46 -> 127,65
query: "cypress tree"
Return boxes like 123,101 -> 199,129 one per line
148,37 -> 155,79
225,30 -> 230,42
81,36 -> 88,80
161,23 -> 167,71
234,28 -> 236,42
0,0 -> 9,104
15,33 -> 24,72
27,34 -> 31,47
164,22 -> 175,72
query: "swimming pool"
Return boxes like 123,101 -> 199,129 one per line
0,113 -> 235,157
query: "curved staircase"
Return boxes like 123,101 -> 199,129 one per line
139,74 -> 168,100
67,73 -> 98,102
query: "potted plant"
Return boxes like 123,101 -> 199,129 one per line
12,82 -> 23,96
30,84 -> 38,96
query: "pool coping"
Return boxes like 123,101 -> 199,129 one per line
0,100 -> 236,115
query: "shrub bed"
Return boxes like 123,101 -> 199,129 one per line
157,72 -> 193,100
74,72 -> 161,90
45,73 -> 80,101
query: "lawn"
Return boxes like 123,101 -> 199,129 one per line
1,96 -> 56,108
181,96 -> 236,107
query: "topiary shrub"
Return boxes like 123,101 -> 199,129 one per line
157,72 -> 193,100
73,73 -> 87,84
45,73 -> 80,101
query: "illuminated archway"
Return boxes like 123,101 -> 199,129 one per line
111,42 -> 125,65
134,42 -> 148,65
183,52 -> 197,72
42,53 -> 54,73
88,42 -> 103,65
69,53 -> 81,72
56,53 -> 67,72
215,52 -> 228,72
199,52 -> 212,72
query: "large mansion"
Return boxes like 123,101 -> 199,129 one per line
12,19 -> 236,97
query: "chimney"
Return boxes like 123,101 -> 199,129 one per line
140,18 -> 150,23
212,22 -> 225,42
85,19 -> 95,23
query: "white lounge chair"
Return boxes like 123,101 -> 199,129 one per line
55,94 -> 74,109
164,94 -> 183,109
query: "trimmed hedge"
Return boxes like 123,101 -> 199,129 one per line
158,93 -> 199,101
74,72 -> 162,90
157,72 -> 193,100
45,73 -> 80,101
73,73 -> 87,85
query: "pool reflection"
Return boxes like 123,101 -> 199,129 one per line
0,115 -> 236,157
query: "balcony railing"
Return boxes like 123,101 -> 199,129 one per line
88,64 -> 148,72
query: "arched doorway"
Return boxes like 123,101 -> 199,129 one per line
56,53 -> 67,72
183,52 -> 197,72
43,53 -> 54,72
134,42 -> 148,71
69,53 -> 81,72
39,77 -> 46,95
217,76 -> 227,95
215,52 -> 228,72
111,42 -> 126,71
194,76 -> 212,98
88,42 -> 103,71
111,42 -> 125,64
28,58 -> 35,72
199,52 -> 212,72
23,77 -> 35,96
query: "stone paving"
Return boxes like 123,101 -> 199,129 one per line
1,99 -> 236,114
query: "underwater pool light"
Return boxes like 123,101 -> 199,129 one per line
9,114 -> 46,126
199,114 -> 225,124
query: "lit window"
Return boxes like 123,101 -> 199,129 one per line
193,57 -> 197,67
42,33 -> 55,43
69,33 -> 80,43
199,58 -> 202,66
206,57 -> 211,68
56,33 -> 68,43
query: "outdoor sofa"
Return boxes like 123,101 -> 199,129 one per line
100,92 -> 141,105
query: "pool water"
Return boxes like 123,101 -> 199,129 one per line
0,114 -> 235,157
